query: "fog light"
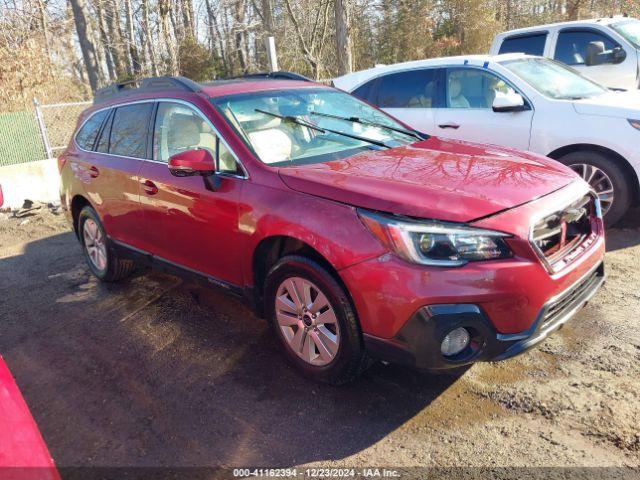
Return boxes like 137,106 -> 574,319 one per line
441,327 -> 470,357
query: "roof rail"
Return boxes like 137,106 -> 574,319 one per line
93,76 -> 203,104
229,71 -> 313,82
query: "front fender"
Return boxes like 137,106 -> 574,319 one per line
239,184 -> 385,286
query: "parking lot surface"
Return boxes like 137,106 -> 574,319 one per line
0,206 -> 638,471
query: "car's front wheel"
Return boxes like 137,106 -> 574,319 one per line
558,150 -> 631,227
264,255 -> 369,384
78,206 -> 135,282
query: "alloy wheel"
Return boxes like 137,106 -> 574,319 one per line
83,218 -> 107,271
569,163 -> 614,215
275,277 -> 341,366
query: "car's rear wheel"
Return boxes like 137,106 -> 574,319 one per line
264,255 -> 369,384
558,150 -> 631,227
78,206 -> 135,282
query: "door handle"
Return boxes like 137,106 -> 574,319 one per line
89,166 -> 100,178
438,123 -> 460,129
141,179 -> 158,195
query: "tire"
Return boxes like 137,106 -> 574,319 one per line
558,150 -> 631,227
264,255 -> 369,385
78,206 -> 135,282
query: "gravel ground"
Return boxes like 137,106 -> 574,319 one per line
0,204 -> 638,476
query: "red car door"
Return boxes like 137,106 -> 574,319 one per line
138,101 -> 245,286
74,103 -> 154,250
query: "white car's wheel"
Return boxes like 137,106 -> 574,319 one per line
559,151 -> 631,227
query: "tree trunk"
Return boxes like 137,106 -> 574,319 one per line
335,0 -> 352,76
124,0 -> 142,75
141,0 -> 159,76
233,0 -> 248,73
105,0 -> 128,78
159,0 -> 179,75
90,16 -> 107,83
36,0 -> 53,75
95,0 -> 116,80
182,0 -> 195,38
259,0 -> 274,69
68,0 -> 101,91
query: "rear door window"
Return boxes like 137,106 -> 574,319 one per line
108,103 -> 154,158
75,110 -> 109,151
554,29 -> 620,65
351,79 -> 379,103
499,33 -> 547,55
376,69 -> 440,108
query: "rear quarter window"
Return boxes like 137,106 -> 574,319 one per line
75,110 -> 109,151
499,33 -> 547,55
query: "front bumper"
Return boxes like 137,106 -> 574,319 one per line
363,262 -> 605,370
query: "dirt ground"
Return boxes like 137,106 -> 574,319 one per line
0,204 -> 638,476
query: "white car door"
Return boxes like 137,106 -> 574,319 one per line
433,67 -> 534,151
362,68 -> 440,135
552,28 -> 638,90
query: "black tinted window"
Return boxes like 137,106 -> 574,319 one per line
377,69 -> 439,108
76,110 -> 108,151
499,34 -> 547,55
108,103 -> 153,158
555,30 -> 619,65
352,79 -> 377,102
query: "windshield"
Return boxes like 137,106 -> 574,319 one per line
501,57 -> 608,100
211,88 -> 418,167
611,19 -> 640,49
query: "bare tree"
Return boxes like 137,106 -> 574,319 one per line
158,0 -> 179,75
141,0 -> 159,76
104,0 -> 128,77
124,0 -> 142,74
334,0 -> 352,75
283,0 -> 331,78
68,0 -> 101,91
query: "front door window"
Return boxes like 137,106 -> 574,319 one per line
445,68 -> 519,109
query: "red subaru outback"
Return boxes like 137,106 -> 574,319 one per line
59,75 -> 605,384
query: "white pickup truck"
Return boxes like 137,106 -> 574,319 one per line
489,17 -> 640,90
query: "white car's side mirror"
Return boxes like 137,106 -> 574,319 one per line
492,92 -> 526,112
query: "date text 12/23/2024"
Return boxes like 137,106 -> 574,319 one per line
233,468 -> 401,478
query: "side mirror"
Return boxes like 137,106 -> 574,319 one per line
168,149 -> 217,177
492,91 -> 525,112
612,46 -> 627,64
585,41 -> 626,66
586,41 -> 606,66
168,149 -> 221,191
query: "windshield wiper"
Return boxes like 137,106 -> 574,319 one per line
254,109 -> 391,148
310,111 -> 424,141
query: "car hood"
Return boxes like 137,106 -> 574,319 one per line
572,90 -> 640,118
278,137 -> 578,223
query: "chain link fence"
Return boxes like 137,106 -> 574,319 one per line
0,110 -> 47,166
0,99 -> 90,167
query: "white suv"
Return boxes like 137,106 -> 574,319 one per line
489,17 -> 640,90
333,54 -> 640,225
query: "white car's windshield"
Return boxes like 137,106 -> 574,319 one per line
611,19 -> 640,49
502,57 -> 608,100
212,88 -> 420,167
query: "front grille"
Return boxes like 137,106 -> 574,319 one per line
540,263 -> 603,331
532,194 -> 597,270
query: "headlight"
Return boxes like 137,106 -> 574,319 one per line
628,119 -> 640,131
358,209 -> 512,267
